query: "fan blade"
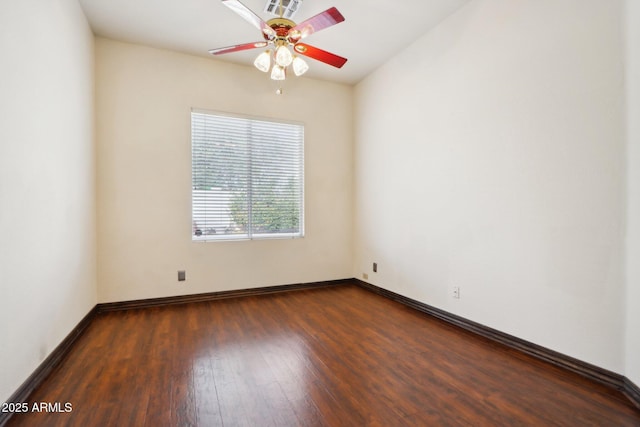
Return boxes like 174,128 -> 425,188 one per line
289,7 -> 345,40
222,0 -> 276,39
293,43 -> 347,68
209,42 -> 268,55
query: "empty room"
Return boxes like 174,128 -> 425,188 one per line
1,0 -> 640,425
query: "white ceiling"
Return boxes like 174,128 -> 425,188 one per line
79,0 -> 470,85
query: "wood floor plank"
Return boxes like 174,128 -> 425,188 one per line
5,284 -> 640,426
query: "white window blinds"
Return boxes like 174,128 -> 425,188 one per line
191,110 -> 304,241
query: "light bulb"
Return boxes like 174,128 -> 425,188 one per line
270,65 -> 286,81
254,50 -> 271,73
292,56 -> 309,76
275,45 -> 293,67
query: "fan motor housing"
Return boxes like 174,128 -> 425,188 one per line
265,17 -> 296,39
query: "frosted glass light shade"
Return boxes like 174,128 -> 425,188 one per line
270,65 -> 286,80
275,45 -> 293,67
254,50 -> 271,72
292,56 -> 309,76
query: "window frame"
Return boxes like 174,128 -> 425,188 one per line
191,108 -> 305,242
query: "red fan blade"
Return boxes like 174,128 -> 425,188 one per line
222,0 -> 276,39
209,41 -> 268,55
289,7 -> 345,41
293,43 -> 347,68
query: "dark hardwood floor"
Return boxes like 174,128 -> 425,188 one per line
6,285 -> 640,426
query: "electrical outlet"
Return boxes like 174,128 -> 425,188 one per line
373,262 -> 378,273
362,273 -> 369,280
452,286 -> 460,299
178,270 -> 186,282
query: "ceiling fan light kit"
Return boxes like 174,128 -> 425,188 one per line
275,44 -> 293,67
271,64 -> 286,80
253,49 -> 272,72
292,56 -> 309,76
209,0 -> 347,88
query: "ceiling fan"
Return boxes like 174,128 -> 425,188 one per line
209,0 -> 347,82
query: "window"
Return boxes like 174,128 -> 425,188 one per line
191,110 -> 304,241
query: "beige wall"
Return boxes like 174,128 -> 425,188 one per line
625,0 -> 640,386
0,0 -> 97,403
96,38 -> 354,303
354,0 -> 627,373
